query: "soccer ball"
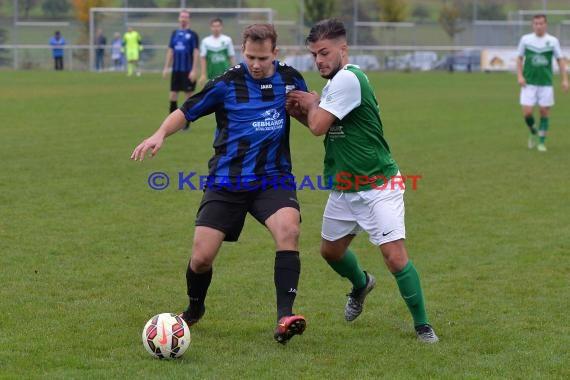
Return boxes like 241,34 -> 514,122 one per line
142,313 -> 191,359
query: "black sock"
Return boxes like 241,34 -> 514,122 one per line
169,101 -> 178,113
186,266 -> 212,318
274,251 -> 300,321
525,115 -> 537,134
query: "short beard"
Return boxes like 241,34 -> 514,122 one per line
320,52 -> 344,79
321,63 -> 342,79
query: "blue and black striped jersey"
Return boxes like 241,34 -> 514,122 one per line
180,61 -> 308,184
168,29 -> 199,72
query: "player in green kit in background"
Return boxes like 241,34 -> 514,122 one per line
517,14 -> 568,152
123,26 -> 143,77
198,17 -> 236,86
287,18 -> 438,343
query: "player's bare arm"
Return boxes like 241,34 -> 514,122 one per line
189,48 -> 199,82
558,58 -> 569,92
516,56 -> 526,87
198,56 -> 207,85
162,48 -> 173,78
131,110 -> 187,161
287,90 -> 335,136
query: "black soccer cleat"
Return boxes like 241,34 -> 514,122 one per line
179,305 -> 205,327
345,271 -> 376,322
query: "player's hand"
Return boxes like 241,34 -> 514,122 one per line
562,80 -> 569,93
286,90 -> 320,113
285,97 -> 307,119
517,76 -> 526,87
131,134 -> 165,162
162,68 -> 169,78
189,70 -> 197,83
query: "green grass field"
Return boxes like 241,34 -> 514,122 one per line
1,69 -> 569,379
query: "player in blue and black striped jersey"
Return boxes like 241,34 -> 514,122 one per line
132,24 -> 308,344
162,10 -> 199,130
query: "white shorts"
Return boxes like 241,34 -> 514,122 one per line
520,85 -> 554,107
321,182 -> 406,246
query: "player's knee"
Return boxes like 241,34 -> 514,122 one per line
277,222 -> 300,245
380,240 -> 408,272
385,256 -> 408,273
190,241 -> 216,271
283,224 -> 301,242
319,243 -> 344,261
189,254 -> 213,272
319,248 -> 335,261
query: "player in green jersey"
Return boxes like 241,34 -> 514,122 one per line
198,17 -> 236,86
123,26 -> 143,77
287,18 -> 438,343
516,14 -> 568,152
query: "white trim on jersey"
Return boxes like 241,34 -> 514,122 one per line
319,65 -> 362,120
517,33 -> 562,58
199,34 -> 235,58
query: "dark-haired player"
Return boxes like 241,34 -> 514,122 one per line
287,18 -> 438,343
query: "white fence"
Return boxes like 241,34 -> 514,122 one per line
1,43 -> 569,73
0,44 -> 518,73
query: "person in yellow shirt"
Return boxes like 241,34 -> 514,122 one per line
123,26 -> 143,76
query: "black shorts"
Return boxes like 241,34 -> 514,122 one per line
171,71 -> 196,92
195,177 -> 300,242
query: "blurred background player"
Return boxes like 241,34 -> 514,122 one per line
111,32 -> 124,71
49,30 -> 66,71
95,29 -> 107,72
123,26 -> 143,77
198,17 -> 236,86
516,14 -> 568,152
162,9 -> 199,131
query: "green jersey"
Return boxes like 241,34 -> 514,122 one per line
517,32 -> 562,86
319,64 -> 398,192
200,34 -> 235,79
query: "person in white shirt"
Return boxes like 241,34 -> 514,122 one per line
516,14 -> 568,152
198,17 -> 236,86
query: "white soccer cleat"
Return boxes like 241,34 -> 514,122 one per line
527,134 -> 538,149
537,143 -> 547,152
415,324 -> 439,343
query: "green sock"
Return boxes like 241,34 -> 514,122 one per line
127,62 -> 133,76
393,261 -> 429,327
539,117 -> 549,144
524,115 -> 537,134
326,248 -> 367,289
